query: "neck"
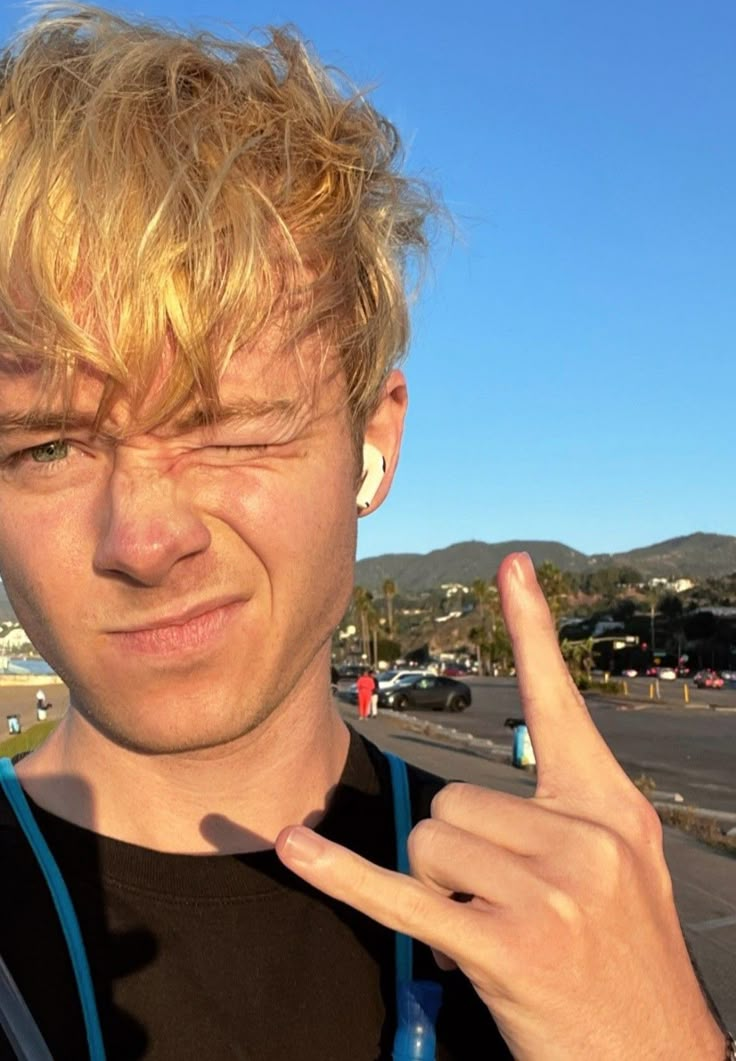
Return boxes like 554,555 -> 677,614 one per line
15,691 -> 351,855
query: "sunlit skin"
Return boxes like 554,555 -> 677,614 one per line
0,338 -> 724,1058
277,553 -> 725,1060
0,341 -> 407,852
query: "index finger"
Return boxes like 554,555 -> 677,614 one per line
497,552 -> 618,790
275,825 -> 471,960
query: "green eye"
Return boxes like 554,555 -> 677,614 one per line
30,440 -> 69,463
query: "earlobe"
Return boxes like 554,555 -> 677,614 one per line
356,443 -> 386,511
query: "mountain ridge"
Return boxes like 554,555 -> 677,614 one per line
354,532 -> 736,592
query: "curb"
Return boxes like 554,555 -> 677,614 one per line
380,708 -> 511,761
585,692 -> 734,713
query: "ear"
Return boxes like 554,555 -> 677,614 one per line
357,370 -> 408,517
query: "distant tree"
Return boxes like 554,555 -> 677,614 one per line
471,579 -> 490,622
560,637 -> 595,687
587,568 -> 621,601
658,594 -> 685,660
535,562 -> 570,621
617,566 -> 643,587
382,578 -> 397,635
492,620 -> 514,674
376,637 -> 401,664
468,626 -> 491,675
612,598 -> 636,622
352,586 -> 374,660
644,586 -> 663,656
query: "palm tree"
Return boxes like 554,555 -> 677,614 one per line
382,578 -> 397,635
536,562 -> 570,623
560,637 -> 595,687
364,598 -> 381,664
472,579 -> 489,624
353,586 -> 372,660
468,626 -> 489,675
644,586 -> 663,658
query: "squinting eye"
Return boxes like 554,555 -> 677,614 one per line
29,440 -> 69,463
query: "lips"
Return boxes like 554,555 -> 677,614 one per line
108,599 -> 244,655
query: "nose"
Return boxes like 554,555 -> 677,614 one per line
93,459 -> 211,586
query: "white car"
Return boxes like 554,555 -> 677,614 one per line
346,669 -> 431,700
657,667 -> 677,681
376,669 -> 431,690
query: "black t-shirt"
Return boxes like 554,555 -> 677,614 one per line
0,730 -> 511,1059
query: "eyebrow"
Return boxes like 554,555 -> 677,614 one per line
0,411 -> 100,434
0,397 -> 305,436
171,398 -> 304,432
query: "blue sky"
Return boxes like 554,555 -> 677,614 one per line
2,1 -> 734,560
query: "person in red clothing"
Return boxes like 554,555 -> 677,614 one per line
355,671 -> 375,720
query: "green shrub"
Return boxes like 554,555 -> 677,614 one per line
577,678 -> 624,694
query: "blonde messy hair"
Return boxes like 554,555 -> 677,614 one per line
0,4 -> 435,435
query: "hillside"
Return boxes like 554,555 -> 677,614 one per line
355,540 -> 589,592
354,533 -> 736,591
592,533 -> 736,578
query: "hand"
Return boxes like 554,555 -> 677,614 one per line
276,553 -> 724,1059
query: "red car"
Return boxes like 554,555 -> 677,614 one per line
692,669 -> 724,689
441,664 -> 468,677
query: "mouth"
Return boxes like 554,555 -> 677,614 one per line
107,598 -> 245,656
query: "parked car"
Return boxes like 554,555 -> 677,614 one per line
375,668 -> 431,691
340,668 -> 430,705
692,669 -> 724,689
379,674 -> 471,713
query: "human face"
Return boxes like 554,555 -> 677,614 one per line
0,342 -> 364,754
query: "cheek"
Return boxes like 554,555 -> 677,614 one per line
0,495 -> 92,634
201,456 -> 357,556
206,462 -> 357,621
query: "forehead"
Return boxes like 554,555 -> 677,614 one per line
0,335 -> 344,435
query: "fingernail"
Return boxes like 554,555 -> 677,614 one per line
282,826 -> 323,864
511,552 -> 532,583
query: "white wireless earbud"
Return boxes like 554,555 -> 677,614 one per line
356,443 -> 386,511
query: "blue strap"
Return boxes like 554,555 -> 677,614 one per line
384,752 -> 413,988
0,758 -> 106,1061
386,752 -> 443,1060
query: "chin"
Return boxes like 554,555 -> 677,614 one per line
67,674 -> 276,757
88,703 -> 272,757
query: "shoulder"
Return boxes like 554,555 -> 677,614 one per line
352,731 -> 448,823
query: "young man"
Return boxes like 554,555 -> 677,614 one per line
0,6 -> 728,1060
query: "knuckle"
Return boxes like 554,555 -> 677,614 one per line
394,882 -> 434,928
544,884 -> 583,934
430,781 -> 465,820
587,822 -> 629,875
407,817 -> 443,866
618,790 -> 665,848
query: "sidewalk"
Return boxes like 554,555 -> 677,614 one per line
341,705 -> 736,1031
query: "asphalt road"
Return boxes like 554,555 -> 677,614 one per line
397,677 -> 736,815
5,678 -> 735,816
